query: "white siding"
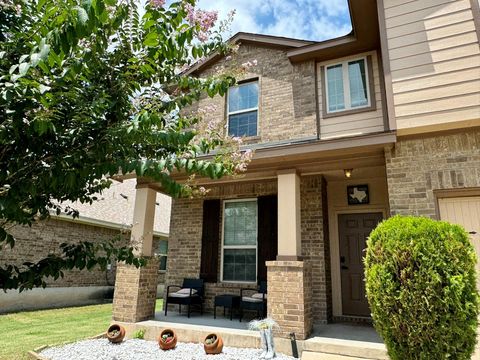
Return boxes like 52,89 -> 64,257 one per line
317,51 -> 385,140
383,0 -> 480,131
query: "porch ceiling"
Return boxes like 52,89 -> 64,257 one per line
129,132 -> 395,192
163,132 -> 393,187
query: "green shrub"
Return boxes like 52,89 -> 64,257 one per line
133,329 -> 146,339
365,215 -> 479,360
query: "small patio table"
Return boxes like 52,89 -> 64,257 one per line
214,294 -> 241,321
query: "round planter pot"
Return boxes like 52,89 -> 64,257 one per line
106,324 -> 126,344
158,329 -> 177,350
204,333 -> 223,355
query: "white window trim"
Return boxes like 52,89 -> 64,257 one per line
226,81 -> 259,137
156,240 -> 168,273
220,198 -> 258,284
325,56 -> 371,114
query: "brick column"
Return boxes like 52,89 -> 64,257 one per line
112,258 -> 159,322
266,260 -> 312,340
113,186 -> 159,323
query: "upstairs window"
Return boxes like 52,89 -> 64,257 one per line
227,81 -> 258,137
325,57 -> 371,114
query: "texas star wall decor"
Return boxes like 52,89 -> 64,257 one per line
347,184 -> 369,205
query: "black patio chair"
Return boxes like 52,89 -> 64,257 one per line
239,280 -> 267,322
165,278 -> 204,318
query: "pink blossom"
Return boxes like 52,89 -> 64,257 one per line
241,60 -> 258,68
150,0 -> 165,8
232,136 -> 243,145
185,3 -> 218,42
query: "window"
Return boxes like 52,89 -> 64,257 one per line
227,81 -> 258,137
325,57 -> 370,113
157,239 -> 168,271
222,199 -> 257,282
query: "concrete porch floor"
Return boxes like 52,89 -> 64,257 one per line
154,309 -> 248,330
113,309 -> 388,359
312,323 -> 383,343
154,309 -> 383,343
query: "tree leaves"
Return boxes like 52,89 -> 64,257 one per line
0,0 -> 239,290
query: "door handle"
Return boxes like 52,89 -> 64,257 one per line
341,265 -> 349,270
469,231 -> 477,235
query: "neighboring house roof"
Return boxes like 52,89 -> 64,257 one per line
56,179 -> 171,237
185,0 -> 379,75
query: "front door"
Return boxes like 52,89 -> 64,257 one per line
339,212 -> 383,317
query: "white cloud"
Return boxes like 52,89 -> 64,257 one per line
196,0 -> 352,41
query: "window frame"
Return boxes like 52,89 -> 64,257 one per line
156,239 -> 168,273
220,198 -> 258,284
226,80 -> 259,138
324,56 -> 373,115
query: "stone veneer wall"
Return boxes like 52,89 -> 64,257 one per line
165,175 -> 330,326
386,129 -> 480,217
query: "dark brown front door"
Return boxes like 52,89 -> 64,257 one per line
339,212 -> 383,317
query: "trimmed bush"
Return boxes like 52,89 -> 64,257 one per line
365,215 -> 479,360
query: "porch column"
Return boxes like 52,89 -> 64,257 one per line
113,185 -> 160,323
277,169 -> 301,260
267,169 -> 313,340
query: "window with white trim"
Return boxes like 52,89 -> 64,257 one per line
325,58 -> 370,113
157,239 -> 168,271
222,199 -> 257,282
227,81 -> 258,137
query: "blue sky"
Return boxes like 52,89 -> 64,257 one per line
197,0 -> 352,41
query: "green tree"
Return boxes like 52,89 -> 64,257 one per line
0,0 -> 250,290
365,216 -> 479,360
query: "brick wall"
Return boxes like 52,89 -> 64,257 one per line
267,260 -> 313,340
193,44 -> 317,144
386,129 -> 480,217
166,175 -> 330,325
1,218 -> 166,288
165,180 -> 278,313
113,258 -> 159,322
301,175 -> 330,323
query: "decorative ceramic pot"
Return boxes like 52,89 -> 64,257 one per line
106,324 -> 126,344
158,329 -> 177,350
204,333 -> 223,355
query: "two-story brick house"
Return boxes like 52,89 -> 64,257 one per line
112,0 -> 480,343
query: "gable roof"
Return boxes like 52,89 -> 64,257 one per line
184,32 -> 317,75
185,0 -> 379,75
56,179 -> 171,237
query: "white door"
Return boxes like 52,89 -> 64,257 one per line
438,196 -> 480,360
438,196 -> 480,289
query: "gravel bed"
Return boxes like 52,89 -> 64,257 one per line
40,338 -> 297,360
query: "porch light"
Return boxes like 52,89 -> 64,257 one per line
344,169 -> 353,178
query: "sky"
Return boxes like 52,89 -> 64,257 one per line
196,0 -> 353,41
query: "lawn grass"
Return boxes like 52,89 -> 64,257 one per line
0,299 -> 163,360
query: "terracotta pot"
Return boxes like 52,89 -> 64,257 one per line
106,324 -> 126,344
204,333 -> 223,355
158,329 -> 177,350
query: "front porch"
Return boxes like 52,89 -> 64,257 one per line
115,307 -> 387,359
111,134 -> 394,352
